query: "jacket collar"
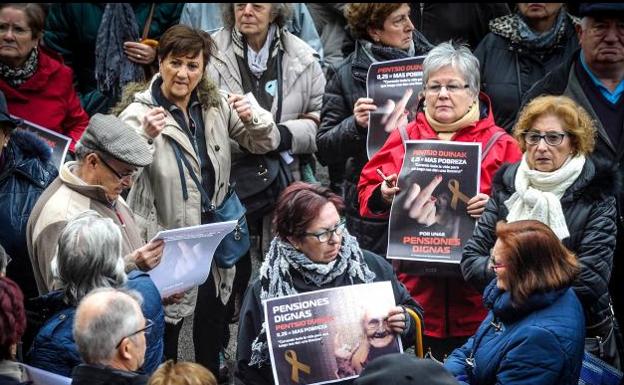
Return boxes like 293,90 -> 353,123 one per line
71,364 -> 148,385
59,161 -> 117,207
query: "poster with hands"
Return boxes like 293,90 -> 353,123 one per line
387,140 -> 481,268
366,56 -> 425,159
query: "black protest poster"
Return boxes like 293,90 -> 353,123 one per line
387,140 -> 481,266
264,281 -> 401,385
366,56 -> 425,159
13,116 -> 70,170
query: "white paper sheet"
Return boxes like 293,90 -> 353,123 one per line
24,364 -> 72,385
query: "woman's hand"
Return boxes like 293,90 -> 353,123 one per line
466,193 -> 489,219
143,106 -> 167,139
403,175 -> 443,225
353,97 -> 377,129
162,292 -> 185,306
132,239 -> 165,271
380,173 -> 400,204
123,41 -> 157,65
386,306 -> 408,335
228,94 -> 253,124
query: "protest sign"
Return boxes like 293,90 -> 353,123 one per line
14,116 -> 70,170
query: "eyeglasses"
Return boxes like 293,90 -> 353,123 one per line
304,218 -> 346,243
523,131 -> 568,146
115,318 -> 154,349
0,24 -> 32,37
98,154 -> 137,181
489,255 -> 507,271
425,83 -> 469,95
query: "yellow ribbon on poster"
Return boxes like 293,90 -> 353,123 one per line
448,179 -> 471,210
285,349 -> 311,383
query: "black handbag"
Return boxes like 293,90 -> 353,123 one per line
172,142 -> 250,268
585,312 -> 623,370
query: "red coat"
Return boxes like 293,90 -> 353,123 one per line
358,94 -> 522,338
0,48 -> 88,152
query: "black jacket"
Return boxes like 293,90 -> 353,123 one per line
235,250 -> 423,385
461,159 -> 617,325
474,13 -> 579,131
71,364 -> 148,385
0,130 -> 57,301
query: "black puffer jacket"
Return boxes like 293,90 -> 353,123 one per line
461,158 -> 617,325
316,34 -> 430,255
474,12 -> 579,132
0,130 -> 57,301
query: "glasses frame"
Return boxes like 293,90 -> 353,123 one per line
424,84 -> 470,95
115,318 -> 154,349
97,153 -> 136,181
523,131 -> 568,146
0,24 -> 32,37
303,218 -> 347,243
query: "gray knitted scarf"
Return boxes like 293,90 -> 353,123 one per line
249,230 -> 376,367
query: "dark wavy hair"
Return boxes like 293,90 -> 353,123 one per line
157,24 -> 215,69
273,182 -> 345,241
0,277 -> 26,360
345,3 -> 409,40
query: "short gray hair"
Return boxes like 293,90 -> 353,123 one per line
74,142 -> 96,161
52,211 -> 127,305
423,42 -> 480,98
73,287 -> 144,365
221,3 -> 292,31
0,244 -> 8,275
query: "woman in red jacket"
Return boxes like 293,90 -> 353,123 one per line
358,42 -> 522,358
0,3 -> 88,154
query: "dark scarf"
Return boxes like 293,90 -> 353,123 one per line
95,3 -> 145,103
249,230 -> 376,367
0,47 -> 38,87
490,10 -> 571,52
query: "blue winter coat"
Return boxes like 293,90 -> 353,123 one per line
0,130 -> 57,301
444,280 -> 585,385
26,271 -> 164,376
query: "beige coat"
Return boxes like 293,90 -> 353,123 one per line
117,76 -> 279,322
207,28 -> 325,178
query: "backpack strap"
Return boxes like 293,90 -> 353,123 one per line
482,131 -> 505,161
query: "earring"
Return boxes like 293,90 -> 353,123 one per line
374,37 -> 380,43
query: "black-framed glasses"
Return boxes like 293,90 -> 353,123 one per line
0,24 -> 32,36
489,255 -> 507,271
523,131 -> 568,146
424,83 -> 469,95
98,154 -> 137,181
304,218 -> 346,243
115,318 -> 154,348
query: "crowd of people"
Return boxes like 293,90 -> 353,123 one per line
0,2 -> 623,385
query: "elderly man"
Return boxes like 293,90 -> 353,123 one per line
26,113 -> 163,294
522,2 -> 624,368
71,288 -> 150,385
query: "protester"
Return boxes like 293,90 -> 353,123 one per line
116,24 -> 279,378
521,2 -> 624,341
236,182 -> 423,385
43,3 -> 183,116
0,276 -> 29,385
148,360 -> 217,385
0,90 -> 56,312
26,211 -> 164,376
307,4 -> 348,73
475,3 -> 579,131
0,3 -> 88,153
445,220 -> 585,385
71,288 -> 151,385
27,113 -> 163,294
358,42 -> 522,358
462,94 -> 618,367
353,353 -> 459,385
316,3 -> 432,255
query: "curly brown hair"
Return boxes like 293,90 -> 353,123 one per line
513,95 -> 596,156
0,277 -> 26,360
148,360 -> 217,385
345,3 -> 409,40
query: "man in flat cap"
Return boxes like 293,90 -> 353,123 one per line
522,2 -> 624,368
27,113 -> 164,294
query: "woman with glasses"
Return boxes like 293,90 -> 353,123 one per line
236,182 -> 423,385
0,3 -> 88,155
462,94 -> 619,367
445,220 -> 585,385
26,211 -> 164,377
358,42 -> 521,358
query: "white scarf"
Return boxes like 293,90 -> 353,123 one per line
504,154 -> 585,239
247,24 -> 276,79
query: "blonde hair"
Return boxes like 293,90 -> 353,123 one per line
513,95 -> 596,155
148,360 -> 217,385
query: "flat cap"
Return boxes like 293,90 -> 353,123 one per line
353,354 -> 459,385
76,113 -> 152,167
578,3 -> 624,17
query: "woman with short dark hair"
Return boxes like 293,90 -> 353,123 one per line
236,182 -> 423,385
445,220 -> 584,385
